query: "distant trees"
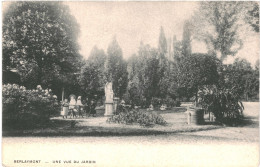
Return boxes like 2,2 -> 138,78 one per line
3,2 -> 83,97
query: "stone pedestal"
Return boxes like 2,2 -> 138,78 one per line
104,102 -> 114,116
186,107 -> 204,125
104,82 -> 114,117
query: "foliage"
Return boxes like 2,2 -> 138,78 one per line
174,53 -> 220,103
107,106 -> 167,127
127,44 -> 160,104
79,46 -> 106,99
105,37 -> 128,98
2,84 -> 59,123
192,2 -> 249,60
3,2 -> 83,95
245,2 -> 259,32
157,27 -> 170,99
199,85 -> 244,125
221,58 -> 259,101
182,20 -> 192,57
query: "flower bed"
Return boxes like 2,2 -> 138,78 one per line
107,106 -> 167,127
3,84 -> 59,128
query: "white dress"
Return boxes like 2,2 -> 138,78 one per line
69,99 -> 76,109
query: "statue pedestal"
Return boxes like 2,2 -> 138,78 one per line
104,102 -> 114,116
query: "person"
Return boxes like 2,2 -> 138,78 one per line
147,104 -> 154,111
69,95 -> 77,118
61,99 -> 69,119
84,98 -> 90,115
89,100 -> 97,117
76,96 -> 84,118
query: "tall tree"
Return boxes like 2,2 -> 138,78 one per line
192,2 -> 247,60
182,20 -> 192,57
3,2 -> 82,96
158,26 -> 168,58
79,46 -> 106,100
105,37 -> 128,98
127,44 -> 161,105
157,27 -> 170,99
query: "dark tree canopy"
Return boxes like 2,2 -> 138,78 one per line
3,2 -> 83,93
79,46 -> 106,99
175,53 -> 220,100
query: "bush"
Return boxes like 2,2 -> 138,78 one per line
107,105 -> 167,127
199,85 -> 244,125
3,84 -> 59,126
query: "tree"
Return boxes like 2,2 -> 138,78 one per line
245,2 -> 259,32
157,27 -> 170,99
223,58 -> 259,101
172,35 -> 183,62
127,43 -> 161,106
3,2 -> 82,97
182,20 -> 192,57
79,46 -> 106,100
192,2 -> 247,60
175,53 -> 220,105
105,37 -> 128,98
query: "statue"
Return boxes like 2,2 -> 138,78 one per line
104,82 -> 114,116
105,82 -> 114,103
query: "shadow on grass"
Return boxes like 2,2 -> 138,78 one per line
3,119 -> 223,137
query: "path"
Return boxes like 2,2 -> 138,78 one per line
2,102 -> 259,167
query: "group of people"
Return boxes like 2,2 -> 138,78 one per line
60,95 -> 97,119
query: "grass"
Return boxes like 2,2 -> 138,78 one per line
2,107 -> 224,137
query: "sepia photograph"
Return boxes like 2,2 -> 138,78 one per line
2,1 -> 259,167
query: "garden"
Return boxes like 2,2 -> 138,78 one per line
2,2 -> 259,136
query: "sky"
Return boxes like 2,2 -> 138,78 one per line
64,2 -> 200,58
3,1 -> 260,66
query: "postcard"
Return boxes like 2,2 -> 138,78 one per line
2,1 -> 259,167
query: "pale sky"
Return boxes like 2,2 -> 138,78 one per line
64,2 -> 199,59
3,1 -> 260,66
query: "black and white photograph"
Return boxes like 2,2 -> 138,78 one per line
2,1 -> 259,167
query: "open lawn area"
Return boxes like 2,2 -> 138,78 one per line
3,102 -> 258,140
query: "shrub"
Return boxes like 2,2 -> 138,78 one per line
107,105 -> 167,127
3,84 -> 59,126
199,85 -> 244,125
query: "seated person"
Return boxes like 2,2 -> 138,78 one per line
147,104 -> 154,111
160,104 -> 167,111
